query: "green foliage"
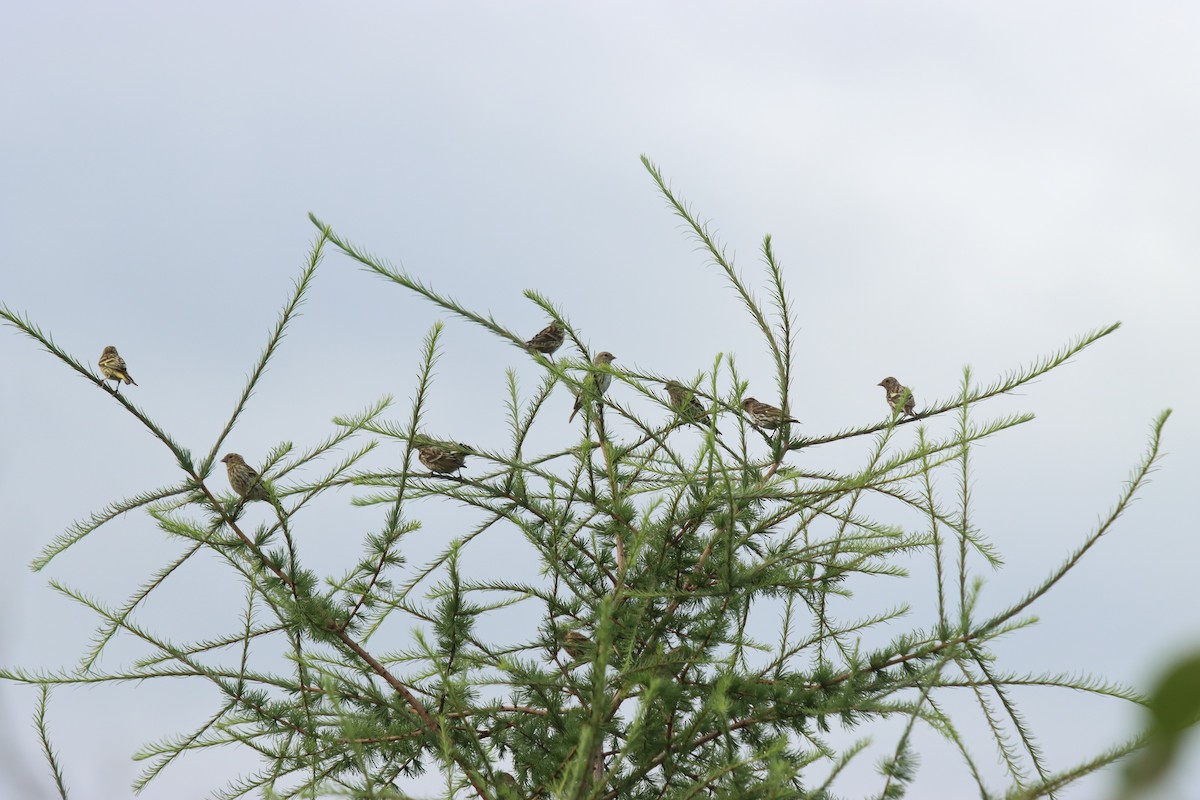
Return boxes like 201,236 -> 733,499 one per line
0,160 -> 1174,799
1118,649 -> 1200,797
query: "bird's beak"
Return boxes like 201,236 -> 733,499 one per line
877,381 -> 886,387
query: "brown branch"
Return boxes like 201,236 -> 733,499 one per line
192,485 -> 461,748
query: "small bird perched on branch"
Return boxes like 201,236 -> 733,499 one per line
741,397 -> 800,430
98,345 -> 137,392
221,453 -> 285,516
415,438 -> 472,476
878,376 -> 916,418
525,321 -> 565,356
569,351 -> 616,422
562,629 -> 592,660
666,380 -> 721,434
559,628 -> 618,663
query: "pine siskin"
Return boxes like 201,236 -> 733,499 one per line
221,453 -> 273,503
560,628 -> 618,662
562,629 -> 591,660
741,397 -> 800,430
665,380 -> 721,434
525,321 -> 566,355
569,351 -> 616,422
878,376 -> 916,418
415,438 -> 472,475
98,345 -> 137,392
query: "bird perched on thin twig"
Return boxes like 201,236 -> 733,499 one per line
569,351 -> 616,422
878,376 -> 916,418
221,452 -> 280,507
666,380 -> 721,434
741,397 -> 800,430
525,321 -> 565,356
415,438 -> 472,476
562,629 -> 591,660
98,345 -> 137,392
559,628 -> 618,662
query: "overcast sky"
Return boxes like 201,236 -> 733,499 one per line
2,2 -> 1198,798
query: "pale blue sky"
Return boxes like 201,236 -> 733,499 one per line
2,2 -> 1198,798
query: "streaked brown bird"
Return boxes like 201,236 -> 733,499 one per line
569,351 -> 616,422
666,380 -> 721,434
560,628 -> 618,662
741,397 -> 800,430
415,438 -> 472,475
221,453 -> 273,503
878,376 -> 916,418
98,345 -> 137,392
525,321 -> 566,356
562,629 -> 591,660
